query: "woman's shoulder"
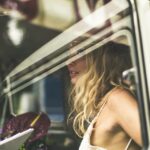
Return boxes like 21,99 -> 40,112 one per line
106,87 -> 137,112
108,86 -> 132,97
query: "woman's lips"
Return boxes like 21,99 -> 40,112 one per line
69,71 -> 79,78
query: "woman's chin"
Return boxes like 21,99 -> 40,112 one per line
71,78 -> 77,85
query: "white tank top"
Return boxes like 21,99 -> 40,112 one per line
79,120 -> 107,150
79,87 -> 132,150
79,118 -> 132,150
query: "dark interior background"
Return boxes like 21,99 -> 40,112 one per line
0,16 -> 60,80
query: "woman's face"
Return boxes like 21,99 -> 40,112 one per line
67,57 -> 87,84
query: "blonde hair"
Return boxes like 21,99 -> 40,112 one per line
68,42 -> 132,137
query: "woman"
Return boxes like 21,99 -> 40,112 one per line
67,41 -> 142,150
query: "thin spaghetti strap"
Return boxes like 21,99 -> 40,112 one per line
98,96 -> 108,115
94,86 -> 119,121
124,139 -> 132,150
91,96 -> 108,124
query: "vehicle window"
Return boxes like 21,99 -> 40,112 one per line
11,69 -> 67,125
7,33 -> 142,150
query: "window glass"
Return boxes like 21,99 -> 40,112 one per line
11,68 -> 68,125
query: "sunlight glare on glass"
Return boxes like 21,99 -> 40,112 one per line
7,19 -> 24,46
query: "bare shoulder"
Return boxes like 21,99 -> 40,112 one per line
107,87 -> 138,112
106,87 -> 142,146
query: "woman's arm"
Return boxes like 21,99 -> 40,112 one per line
108,88 -> 142,146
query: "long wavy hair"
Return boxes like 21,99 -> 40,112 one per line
68,41 -> 132,137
